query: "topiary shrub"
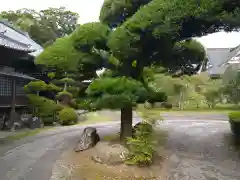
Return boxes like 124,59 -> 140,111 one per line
46,83 -> 61,92
24,80 -> 47,94
59,108 -> 78,125
125,122 -> 156,166
228,112 -> 240,138
42,116 -> 55,126
27,94 -> 62,125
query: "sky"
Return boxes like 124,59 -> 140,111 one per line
1,0 -> 240,49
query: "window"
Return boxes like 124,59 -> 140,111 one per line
16,79 -> 26,96
0,76 -> 12,96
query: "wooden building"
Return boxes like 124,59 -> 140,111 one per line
0,20 -> 43,130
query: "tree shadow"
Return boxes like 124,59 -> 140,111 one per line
223,132 -> 240,155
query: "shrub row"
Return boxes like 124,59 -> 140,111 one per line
27,92 -> 78,126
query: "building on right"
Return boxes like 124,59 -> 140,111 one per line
205,44 -> 240,78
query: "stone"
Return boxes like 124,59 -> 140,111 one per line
91,142 -> 128,165
28,116 -> 44,129
74,127 -> 100,152
8,111 -> 21,131
20,113 -> 32,128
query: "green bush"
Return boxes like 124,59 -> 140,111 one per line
161,102 -> 173,109
24,80 -> 47,93
228,112 -> 240,137
229,112 -> 240,122
148,91 -> 167,104
46,83 -> 61,92
59,108 -> 78,125
27,94 -> 62,125
125,122 -> 156,166
42,116 -> 55,125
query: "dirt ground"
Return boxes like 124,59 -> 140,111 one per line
50,143 -> 168,180
50,114 -> 240,180
50,128 -> 168,180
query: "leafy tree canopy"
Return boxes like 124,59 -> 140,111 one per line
105,0 -> 240,75
86,76 -> 148,109
36,0 -> 240,139
35,36 -> 80,72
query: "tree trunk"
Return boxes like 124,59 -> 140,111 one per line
64,82 -> 67,91
178,91 -> 183,110
120,107 -> 133,142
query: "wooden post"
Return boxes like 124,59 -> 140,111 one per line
9,79 -> 16,131
11,79 -> 16,111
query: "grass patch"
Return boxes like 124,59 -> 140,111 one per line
137,104 -> 239,116
152,108 -> 234,114
6,127 -> 53,141
162,104 -> 239,114
78,111 -> 113,125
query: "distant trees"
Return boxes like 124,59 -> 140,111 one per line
0,7 -> 79,47
222,67 -> 240,105
152,72 -> 225,109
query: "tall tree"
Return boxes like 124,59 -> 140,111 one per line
36,0 -> 240,141
97,0 -> 240,139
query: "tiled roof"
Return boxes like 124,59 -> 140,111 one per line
219,44 -> 240,66
0,70 -> 36,80
206,48 -> 231,75
0,20 -> 43,55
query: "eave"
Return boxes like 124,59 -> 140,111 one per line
0,20 -> 43,55
0,34 -> 34,52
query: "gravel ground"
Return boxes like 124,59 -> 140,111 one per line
0,112 -> 239,180
0,118 -> 140,180
158,120 -> 240,180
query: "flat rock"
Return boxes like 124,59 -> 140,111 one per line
91,142 -> 128,165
